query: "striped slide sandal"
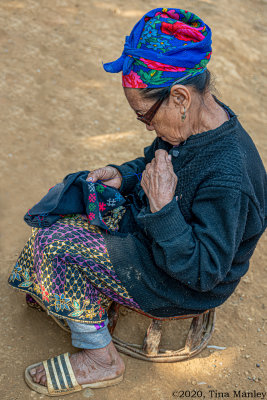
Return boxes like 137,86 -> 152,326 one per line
24,352 -> 124,396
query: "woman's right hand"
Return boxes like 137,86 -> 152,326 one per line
86,166 -> 123,189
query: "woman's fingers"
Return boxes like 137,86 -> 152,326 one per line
86,172 -> 97,182
86,168 -> 107,182
153,149 -> 172,168
86,166 -> 120,183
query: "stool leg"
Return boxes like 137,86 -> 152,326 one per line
185,314 -> 205,352
108,302 -> 121,335
142,319 -> 162,356
184,310 -> 215,353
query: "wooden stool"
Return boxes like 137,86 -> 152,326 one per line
107,302 -> 216,362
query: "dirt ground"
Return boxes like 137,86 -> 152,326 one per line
0,0 -> 266,399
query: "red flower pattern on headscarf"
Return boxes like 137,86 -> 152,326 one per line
155,9 -> 180,20
161,21 -> 205,42
140,58 -> 186,72
122,71 -> 147,88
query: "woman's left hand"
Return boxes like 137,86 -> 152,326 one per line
141,149 -> 178,213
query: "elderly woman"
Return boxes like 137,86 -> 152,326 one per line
8,7 -> 266,397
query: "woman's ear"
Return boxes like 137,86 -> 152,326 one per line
170,85 -> 191,114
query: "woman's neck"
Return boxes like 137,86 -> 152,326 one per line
190,92 -> 229,136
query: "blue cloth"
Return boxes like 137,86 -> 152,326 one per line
103,7 -> 212,88
67,318 -> 112,349
24,171 -> 126,230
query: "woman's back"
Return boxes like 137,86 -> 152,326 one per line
102,99 -> 266,317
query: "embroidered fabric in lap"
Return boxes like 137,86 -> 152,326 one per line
24,171 -> 126,231
8,207 -> 141,324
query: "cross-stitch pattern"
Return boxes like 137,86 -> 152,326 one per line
8,208 -> 141,324
24,172 -> 126,230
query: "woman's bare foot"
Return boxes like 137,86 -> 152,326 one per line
29,341 -> 125,387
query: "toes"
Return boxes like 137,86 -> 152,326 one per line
32,364 -> 44,383
29,363 -> 47,384
29,368 -> 36,377
36,364 -> 44,373
40,375 -> 47,387
35,368 -> 46,384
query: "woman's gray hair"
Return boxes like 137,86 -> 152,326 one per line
138,69 -> 213,101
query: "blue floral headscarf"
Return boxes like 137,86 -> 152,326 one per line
103,8 -> 212,88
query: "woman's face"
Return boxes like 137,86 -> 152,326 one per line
124,87 -> 191,145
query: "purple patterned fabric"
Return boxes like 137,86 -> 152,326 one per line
8,213 -> 140,324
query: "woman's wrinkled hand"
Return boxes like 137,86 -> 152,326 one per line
141,149 -> 178,213
86,166 -> 122,189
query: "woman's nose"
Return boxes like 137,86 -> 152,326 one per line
146,124 -> 154,131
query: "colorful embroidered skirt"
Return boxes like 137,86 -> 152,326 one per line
8,206 -> 141,324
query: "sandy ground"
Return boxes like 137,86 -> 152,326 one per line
0,0 -> 266,399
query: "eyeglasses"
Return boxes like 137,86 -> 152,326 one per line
136,95 -> 167,126
136,72 -> 194,126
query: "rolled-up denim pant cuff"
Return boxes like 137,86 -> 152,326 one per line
67,318 -> 112,349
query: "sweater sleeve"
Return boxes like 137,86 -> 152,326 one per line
136,186 -> 252,292
106,139 -> 156,195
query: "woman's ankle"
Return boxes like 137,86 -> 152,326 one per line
82,342 -> 125,370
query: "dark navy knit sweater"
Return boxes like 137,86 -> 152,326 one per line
101,99 -> 267,317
